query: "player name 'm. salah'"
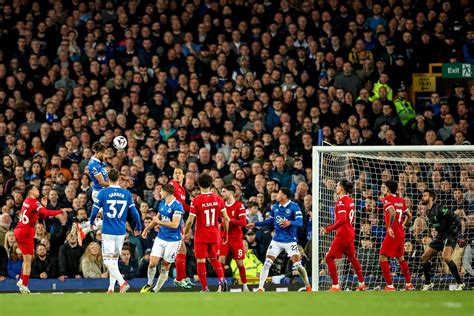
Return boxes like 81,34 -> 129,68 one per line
201,202 -> 218,207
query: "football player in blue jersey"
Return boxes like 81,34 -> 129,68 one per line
248,187 -> 311,292
140,183 -> 184,293
90,168 -> 142,293
88,142 -> 109,203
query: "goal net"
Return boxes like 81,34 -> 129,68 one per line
311,146 -> 474,291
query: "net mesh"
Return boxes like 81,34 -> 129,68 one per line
315,149 -> 474,291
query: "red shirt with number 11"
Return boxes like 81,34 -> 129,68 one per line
190,192 -> 226,243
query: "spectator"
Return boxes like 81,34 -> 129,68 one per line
118,245 -> 138,280
31,243 -> 58,279
7,243 -> 22,279
0,245 -> 8,281
58,231 -> 83,281
80,242 -> 107,279
244,230 -> 265,263
4,230 -> 16,256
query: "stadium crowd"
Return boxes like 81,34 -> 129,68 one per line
0,0 -> 473,287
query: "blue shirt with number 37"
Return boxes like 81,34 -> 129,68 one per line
90,185 -> 142,235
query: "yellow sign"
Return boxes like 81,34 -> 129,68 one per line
412,74 -> 436,92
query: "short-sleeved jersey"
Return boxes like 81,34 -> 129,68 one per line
190,192 -> 225,243
224,200 -> 246,240
269,200 -> 303,243
333,195 -> 355,241
88,157 -> 108,191
157,198 -> 184,242
90,185 -> 142,235
382,194 -> 408,238
15,197 -> 48,236
169,179 -> 189,212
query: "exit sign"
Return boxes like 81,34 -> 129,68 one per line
442,63 -> 474,78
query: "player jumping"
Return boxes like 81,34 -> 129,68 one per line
379,180 -> 414,291
420,189 -> 465,291
140,183 -> 184,293
219,185 -> 248,292
90,168 -> 142,293
88,142 -> 109,203
169,167 -> 194,289
249,187 -> 311,292
14,185 -> 70,294
184,173 -> 230,292
321,180 -> 367,292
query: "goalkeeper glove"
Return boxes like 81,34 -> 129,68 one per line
457,236 -> 466,248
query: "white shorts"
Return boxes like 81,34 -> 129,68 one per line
151,238 -> 181,263
266,240 -> 299,258
102,234 -> 126,257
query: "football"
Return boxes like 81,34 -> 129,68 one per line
113,136 -> 127,149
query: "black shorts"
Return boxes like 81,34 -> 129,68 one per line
429,236 -> 457,252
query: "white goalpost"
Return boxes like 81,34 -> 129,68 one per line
311,145 -> 474,291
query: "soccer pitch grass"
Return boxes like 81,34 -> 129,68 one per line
1,292 -> 472,316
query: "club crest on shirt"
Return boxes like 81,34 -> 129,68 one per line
285,209 -> 291,214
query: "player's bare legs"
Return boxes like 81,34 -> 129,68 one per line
421,246 -> 438,290
441,246 -> 464,289
153,260 -> 171,292
257,255 -> 275,291
141,255 -> 160,293
291,254 -> 311,291
17,254 -> 32,293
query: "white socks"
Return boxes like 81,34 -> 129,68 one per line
153,269 -> 169,292
147,266 -> 157,286
258,258 -> 273,289
294,261 -> 310,287
105,258 -> 125,288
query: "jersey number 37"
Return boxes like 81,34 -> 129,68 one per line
106,200 -> 127,219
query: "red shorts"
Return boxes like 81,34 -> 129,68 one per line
326,237 -> 355,259
194,242 -> 219,259
380,236 -> 404,258
219,239 -> 245,260
14,228 -> 35,255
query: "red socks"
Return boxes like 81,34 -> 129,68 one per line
238,265 -> 247,284
197,262 -> 208,289
209,259 -> 224,280
347,255 -> 364,283
399,260 -> 411,284
325,256 -> 338,285
380,260 -> 393,286
175,253 -> 187,281
21,273 -> 30,287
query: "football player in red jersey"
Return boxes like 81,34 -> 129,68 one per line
218,185 -> 248,291
184,173 -> 230,292
321,180 -> 367,292
14,184 -> 70,294
168,167 -> 194,288
379,180 -> 413,291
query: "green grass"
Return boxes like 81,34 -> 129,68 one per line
0,292 -> 473,316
